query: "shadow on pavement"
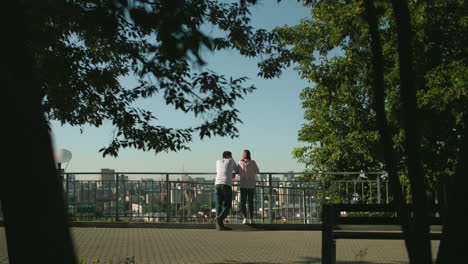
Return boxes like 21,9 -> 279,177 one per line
209,261 -> 275,264
291,256 -> 408,264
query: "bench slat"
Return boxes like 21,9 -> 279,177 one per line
333,231 -> 442,240
335,217 -> 400,225
331,204 -> 398,212
335,216 -> 441,225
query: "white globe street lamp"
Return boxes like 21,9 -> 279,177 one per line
54,148 -> 72,171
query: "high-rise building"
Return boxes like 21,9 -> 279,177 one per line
278,182 -> 302,206
117,174 -> 129,182
65,174 -> 78,201
171,188 -> 184,204
283,171 -> 295,181
100,168 -> 115,187
67,174 -> 76,181
194,177 -> 205,182
181,174 -> 192,182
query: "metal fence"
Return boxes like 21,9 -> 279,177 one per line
61,171 -> 389,223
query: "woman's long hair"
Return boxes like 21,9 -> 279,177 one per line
242,150 -> 251,160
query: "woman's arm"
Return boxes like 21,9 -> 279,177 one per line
253,161 -> 260,174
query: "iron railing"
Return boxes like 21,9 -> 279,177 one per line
60,171 -> 389,223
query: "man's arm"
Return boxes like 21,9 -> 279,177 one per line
215,160 -> 220,174
232,161 -> 239,178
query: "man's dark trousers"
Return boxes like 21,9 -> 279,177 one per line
215,184 -> 232,220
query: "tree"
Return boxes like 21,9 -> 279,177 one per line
391,1 -> 432,262
1,0 -> 274,262
266,0 -> 466,194
257,0 -> 467,263
36,0 -> 270,156
362,0 -> 413,262
271,0 -> 466,182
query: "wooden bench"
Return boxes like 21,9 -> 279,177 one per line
321,204 -> 441,264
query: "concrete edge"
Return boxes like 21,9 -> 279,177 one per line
2,221 -> 439,232
69,222 -> 215,229
0,221 -> 321,230
66,222 -> 323,230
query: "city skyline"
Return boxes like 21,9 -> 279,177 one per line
64,169 -> 297,181
63,169 -> 320,223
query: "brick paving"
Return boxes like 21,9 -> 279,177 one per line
0,227 -> 439,263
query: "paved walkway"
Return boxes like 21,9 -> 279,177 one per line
0,227 -> 439,263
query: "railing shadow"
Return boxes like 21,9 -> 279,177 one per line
292,256 -> 408,264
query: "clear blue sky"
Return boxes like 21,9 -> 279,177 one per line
51,1 -> 312,175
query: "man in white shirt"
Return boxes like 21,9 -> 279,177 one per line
214,151 -> 238,231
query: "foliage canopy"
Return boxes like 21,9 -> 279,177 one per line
34,0 -> 277,156
260,0 -> 467,187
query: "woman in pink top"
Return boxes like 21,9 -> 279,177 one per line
238,150 -> 260,224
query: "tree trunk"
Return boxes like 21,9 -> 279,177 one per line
391,0 -> 432,263
435,173 -> 448,264
0,1 -> 77,263
437,111 -> 468,263
362,0 -> 415,261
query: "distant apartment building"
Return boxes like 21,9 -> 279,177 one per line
283,172 -> 295,181
67,174 -> 76,181
278,182 -> 303,206
171,188 -> 184,204
96,187 -> 114,202
181,174 -> 192,182
140,178 -> 157,193
100,168 -> 115,187
272,177 -> 281,187
131,203 -> 143,215
141,178 -> 154,182
117,174 -> 129,182
194,177 -> 206,182
78,182 -> 97,203
65,174 -> 78,201
193,187 -> 212,204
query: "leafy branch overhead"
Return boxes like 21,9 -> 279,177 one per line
33,0 -> 276,157
257,0 -> 467,183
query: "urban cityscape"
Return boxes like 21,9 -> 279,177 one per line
64,169 -> 320,223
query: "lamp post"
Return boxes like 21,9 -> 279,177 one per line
54,148 -> 72,214
54,148 -> 72,179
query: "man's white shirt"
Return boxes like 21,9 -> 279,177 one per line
215,159 -> 238,186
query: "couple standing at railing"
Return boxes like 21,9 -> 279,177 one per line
215,150 -> 260,231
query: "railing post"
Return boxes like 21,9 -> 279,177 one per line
57,164 -> 64,194
209,187 -> 212,223
57,166 -> 68,219
269,173 -> 273,224
123,177 -> 127,218
386,181 -> 389,204
377,175 -> 381,204
321,175 -> 327,204
322,204 -> 336,264
64,173 -> 69,218
65,173 -> 69,201
286,184 -> 289,222
115,174 -> 119,221
303,189 -> 307,224
361,181 -> 364,203
166,173 -> 170,222
261,179 -> 265,223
